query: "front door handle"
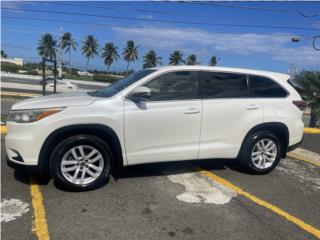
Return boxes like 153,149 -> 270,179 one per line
184,108 -> 200,114
246,104 -> 259,110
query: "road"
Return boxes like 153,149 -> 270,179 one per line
1,76 -> 105,91
1,135 -> 320,240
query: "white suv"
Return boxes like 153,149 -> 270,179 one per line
5,66 -> 305,190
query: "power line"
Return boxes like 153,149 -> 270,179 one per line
2,16 -> 318,40
179,1 -> 320,18
2,7 -> 320,31
24,1 -> 317,26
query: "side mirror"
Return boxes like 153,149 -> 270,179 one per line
127,86 -> 151,102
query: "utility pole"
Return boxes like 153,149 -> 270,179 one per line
59,26 -> 63,78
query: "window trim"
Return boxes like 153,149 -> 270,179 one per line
125,70 -> 202,102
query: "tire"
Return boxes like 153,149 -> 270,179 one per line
238,131 -> 282,174
50,135 -> 112,191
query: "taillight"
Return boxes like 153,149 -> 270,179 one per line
292,100 -> 307,111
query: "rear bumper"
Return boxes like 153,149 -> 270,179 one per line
287,137 -> 303,152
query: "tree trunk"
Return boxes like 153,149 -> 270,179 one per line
85,58 -> 89,72
127,61 -> 130,72
309,108 -> 319,128
69,51 -> 72,75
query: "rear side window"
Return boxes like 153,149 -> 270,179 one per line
250,76 -> 287,98
201,72 -> 249,98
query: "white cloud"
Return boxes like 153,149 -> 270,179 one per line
112,26 -> 320,67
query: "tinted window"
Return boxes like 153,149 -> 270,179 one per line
90,70 -> 156,97
143,71 -> 199,101
250,76 -> 287,98
202,72 -> 249,98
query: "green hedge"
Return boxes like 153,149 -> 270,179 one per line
1,62 -> 19,73
24,70 -> 39,76
93,74 -> 122,83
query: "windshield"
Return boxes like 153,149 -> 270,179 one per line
90,69 -> 156,97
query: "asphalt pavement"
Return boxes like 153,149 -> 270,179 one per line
1,136 -> 320,240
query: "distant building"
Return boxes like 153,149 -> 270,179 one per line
77,71 -> 94,77
1,57 -> 23,66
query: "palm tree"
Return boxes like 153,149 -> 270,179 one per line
37,33 -> 57,60
102,43 -> 119,72
81,35 -> 99,71
1,50 -> 7,58
61,32 -> 77,74
294,71 -> 320,127
169,50 -> 184,65
186,54 -> 198,65
123,40 -> 139,71
209,56 -> 217,66
143,50 -> 162,69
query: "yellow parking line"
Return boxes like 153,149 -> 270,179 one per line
1,126 -> 7,134
304,128 -> 320,134
197,168 -> 320,239
30,176 -> 50,240
287,153 -> 320,167
0,92 -> 40,98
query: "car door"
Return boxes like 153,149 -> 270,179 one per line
124,71 -> 202,165
198,71 -> 263,159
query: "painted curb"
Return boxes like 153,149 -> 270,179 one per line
1,92 -> 40,98
1,126 -> 7,134
304,127 -> 320,134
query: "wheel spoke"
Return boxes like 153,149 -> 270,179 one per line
89,155 -> 102,163
88,164 -> 102,172
78,146 -> 85,158
72,167 -> 80,183
62,165 -> 78,172
80,170 -> 86,185
85,168 -> 99,178
86,149 -> 98,159
61,160 -> 78,166
71,149 -> 79,160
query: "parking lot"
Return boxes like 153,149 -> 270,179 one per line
1,134 -> 320,240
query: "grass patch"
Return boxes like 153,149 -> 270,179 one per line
1,115 -> 7,125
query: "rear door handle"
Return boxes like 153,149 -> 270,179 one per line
184,108 -> 200,114
246,104 -> 259,110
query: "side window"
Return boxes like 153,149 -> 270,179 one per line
202,72 -> 249,98
142,71 -> 199,101
250,76 -> 287,98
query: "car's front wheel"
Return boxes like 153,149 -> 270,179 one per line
50,135 -> 112,191
238,131 -> 281,174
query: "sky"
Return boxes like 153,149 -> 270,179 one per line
1,0 -> 320,73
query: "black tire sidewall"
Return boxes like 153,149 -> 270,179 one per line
241,131 -> 281,174
50,135 -> 112,190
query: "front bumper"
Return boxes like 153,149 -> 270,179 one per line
6,156 -> 42,172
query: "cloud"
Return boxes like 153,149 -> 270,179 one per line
112,26 -> 319,66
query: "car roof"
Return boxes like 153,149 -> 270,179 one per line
149,66 -> 290,81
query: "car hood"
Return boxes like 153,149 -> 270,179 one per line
11,92 -> 98,110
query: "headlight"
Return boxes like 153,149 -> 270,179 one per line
7,108 -> 64,123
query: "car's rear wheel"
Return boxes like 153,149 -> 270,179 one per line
50,135 -> 112,191
238,131 -> 281,174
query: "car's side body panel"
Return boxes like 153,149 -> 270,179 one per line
124,99 -> 202,165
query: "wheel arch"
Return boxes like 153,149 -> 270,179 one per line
38,124 -> 124,174
238,122 -> 289,159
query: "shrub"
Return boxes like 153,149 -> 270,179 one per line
1,62 -> 19,73
93,74 -> 121,83
24,70 -> 39,76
